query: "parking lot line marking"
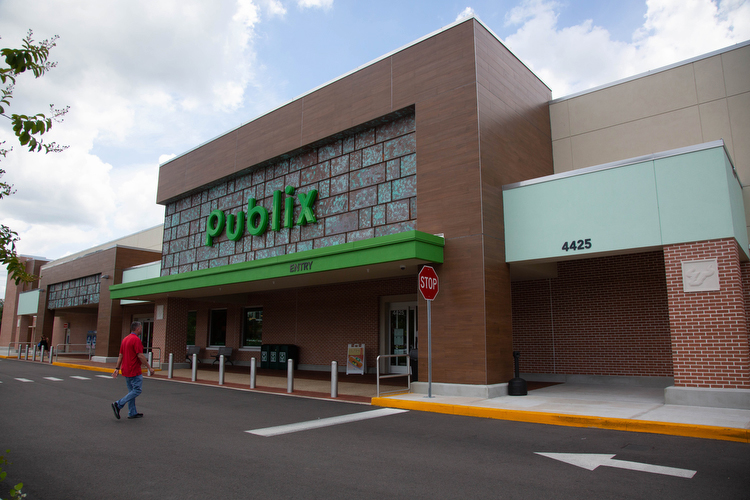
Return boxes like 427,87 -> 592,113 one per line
15,378 -> 33,382
44,377 -> 64,381
246,408 -> 408,437
70,376 -> 90,380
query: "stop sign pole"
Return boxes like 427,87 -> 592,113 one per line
419,265 -> 439,398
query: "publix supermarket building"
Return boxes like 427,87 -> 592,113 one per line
2,17 -> 750,408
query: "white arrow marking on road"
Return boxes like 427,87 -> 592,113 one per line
44,377 -> 64,381
15,378 -> 33,382
247,408 -> 408,437
536,453 -> 696,479
70,376 -> 90,380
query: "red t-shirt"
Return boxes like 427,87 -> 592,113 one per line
119,333 -> 144,377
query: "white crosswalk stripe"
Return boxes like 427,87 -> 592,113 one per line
15,378 -> 34,382
246,408 -> 408,437
70,376 -> 91,380
96,375 -> 112,379
44,377 -> 64,381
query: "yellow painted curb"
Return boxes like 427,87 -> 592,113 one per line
371,397 -> 750,443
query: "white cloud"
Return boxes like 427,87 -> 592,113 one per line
298,0 -> 333,9
456,7 -> 476,22
503,0 -> 750,97
0,0 -> 272,297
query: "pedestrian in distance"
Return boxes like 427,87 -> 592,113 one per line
111,321 -> 154,420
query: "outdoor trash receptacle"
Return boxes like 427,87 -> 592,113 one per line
269,344 -> 279,369
260,344 -> 271,369
277,344 -> 299,370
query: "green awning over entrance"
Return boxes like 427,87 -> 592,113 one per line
109,230 -> 444,301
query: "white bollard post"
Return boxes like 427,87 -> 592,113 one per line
147,352 -> 153,376
25,345 -> 30,361
192,353 -> 198,382
287,359 -> 294,393
17,345 -> 22,360
250,357 -> 256,389
219,355 -> 225,385
49,346 -> 54,364
168,353 -> 174,379
32,345 -> 37,361
40,346 -> 45,363
331,361 -> 338,398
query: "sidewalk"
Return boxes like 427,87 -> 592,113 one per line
372,383 -> 750,443
8,356 -> 750,443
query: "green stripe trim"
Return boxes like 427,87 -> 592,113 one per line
110,230 -> 444,299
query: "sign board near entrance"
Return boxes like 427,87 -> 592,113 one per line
419,266 -> 439,301
346,344 -> 366,375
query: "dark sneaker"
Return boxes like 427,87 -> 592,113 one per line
127,413 -> 144,419
111,402 -> 121,419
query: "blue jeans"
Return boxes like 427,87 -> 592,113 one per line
117,374 -> 143,417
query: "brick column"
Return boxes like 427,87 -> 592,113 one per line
153,298 -> 189,364
664,238 -> 750,389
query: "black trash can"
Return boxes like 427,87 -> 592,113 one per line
260,344 -> 271,369
409,348 -> 418,381
278,344 -> 299,370
269,344 -> 279,369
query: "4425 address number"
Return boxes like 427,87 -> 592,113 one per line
562,239 -> 591,252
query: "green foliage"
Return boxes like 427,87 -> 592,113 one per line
0,450 -> 26,499
0,29 -> 69,284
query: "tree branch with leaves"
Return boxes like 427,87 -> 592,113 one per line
0,30 -> 69,284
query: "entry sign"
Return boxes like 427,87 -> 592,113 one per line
419,266 -> 439,301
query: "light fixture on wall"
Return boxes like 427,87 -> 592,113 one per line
101,275 -> 110,280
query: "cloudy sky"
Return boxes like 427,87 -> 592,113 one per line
0,0 -> 748,297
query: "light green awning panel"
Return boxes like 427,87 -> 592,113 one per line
17,289 -> 40,315
110,230 -> 444,300
503,142 -> 748,263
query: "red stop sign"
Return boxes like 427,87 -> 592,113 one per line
419,265 -> 439,301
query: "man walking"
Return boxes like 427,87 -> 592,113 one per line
111,321 -> 154,420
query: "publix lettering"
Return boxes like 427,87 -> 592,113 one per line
205,187 -> 317,246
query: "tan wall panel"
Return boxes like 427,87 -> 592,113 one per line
549,101 -> 570,141
694,55 -> 726,103
728,92 -> 750,178
567,64 -> 698,136
699,100 -> 734,161
722,45 -> 750,96
552,138 -> 574,174
570,107 -> 703,169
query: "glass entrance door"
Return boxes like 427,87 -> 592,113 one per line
389,302 -> 417,373
134,317 -> 154,351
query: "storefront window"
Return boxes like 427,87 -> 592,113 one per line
186,311 -> 197,345
242,308 -> 262,347
209,309 -> 227,346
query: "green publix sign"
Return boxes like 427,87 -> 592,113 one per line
205,186 -> 317,246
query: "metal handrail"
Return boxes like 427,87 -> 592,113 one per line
376,354 -> 411,397
54,343 -> 94,362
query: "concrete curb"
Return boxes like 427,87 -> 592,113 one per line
371,397 -> 750,443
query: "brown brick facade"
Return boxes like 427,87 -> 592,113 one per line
157,276 -> 415,369
512,251 -> 673,377
664,239 -> 750,389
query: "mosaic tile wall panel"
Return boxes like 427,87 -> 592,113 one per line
48,275 -> 101,309
161,110 -> 417,276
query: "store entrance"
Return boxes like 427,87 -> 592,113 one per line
134,317 -> 154,351
388,302 -> 417,374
